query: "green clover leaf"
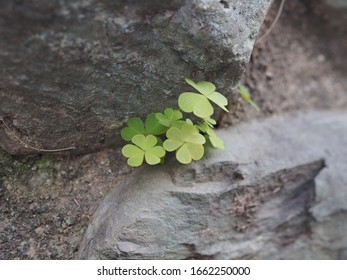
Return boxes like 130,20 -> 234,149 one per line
237,84 -> 260,112
121,113 -> 166,141
120,117 -> 144,141
145,113 -> 167,135
163,123 -> 206,164
185,78 -> 229,112
178,92 -> 214,119
155,108 -> 186,128
121,134 -> 166,167
185,118 -> 194,126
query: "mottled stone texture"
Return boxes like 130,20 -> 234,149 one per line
323,0 -> 347,9
0,0 -> 271,154
79,111 -> 347,259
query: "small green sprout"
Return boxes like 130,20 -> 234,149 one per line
237,84 -> 260,112
202,117 -> 217,127
122,134 -> 166,167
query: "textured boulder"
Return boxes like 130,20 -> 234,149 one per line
0,0 -> 271,155
79,111 -> 347,259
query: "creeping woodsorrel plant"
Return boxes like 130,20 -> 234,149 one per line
121,78 -> 258,167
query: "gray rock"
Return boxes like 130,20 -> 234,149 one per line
79,111 -> 347,259
0,0 -> 271,155
323,0 -> 347,9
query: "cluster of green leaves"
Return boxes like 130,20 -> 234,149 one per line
121,78 -> 258,167
121,78 -> 228,167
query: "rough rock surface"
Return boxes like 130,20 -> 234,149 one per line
0,0 -> 271,155
323,0 -> 347,9
79,111 -> 347,259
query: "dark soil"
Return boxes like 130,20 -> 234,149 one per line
1,0 -> 346,259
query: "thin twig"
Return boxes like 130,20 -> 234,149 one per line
257,0 -> 286,43
73,198 -> 81,208
0,117 -> 76,153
